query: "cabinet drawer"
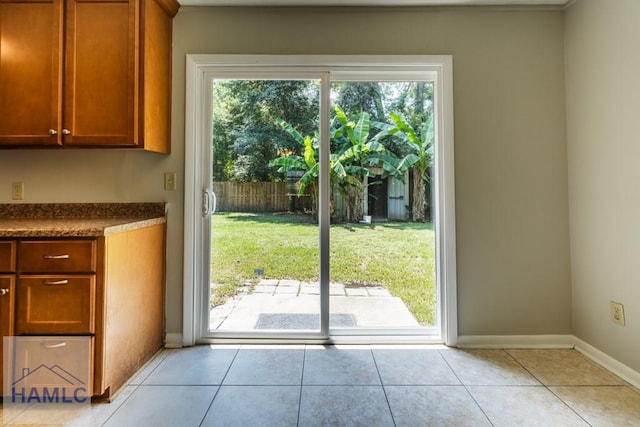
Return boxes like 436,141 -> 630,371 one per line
9,336 -> 93,402
19,241 -> 96,273
0,241 -> 16,272
17,275 -> 95,335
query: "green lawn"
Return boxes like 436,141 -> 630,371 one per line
211,212 -> 436,325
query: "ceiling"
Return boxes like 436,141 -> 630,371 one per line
180,0 -> 570,7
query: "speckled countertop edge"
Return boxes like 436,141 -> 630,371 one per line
0,203 -> 166,238
0,203 -> 166,219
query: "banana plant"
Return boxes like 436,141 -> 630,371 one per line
270,105 -> 406,222
375,112 -> 434,222
268,118 -> 346,218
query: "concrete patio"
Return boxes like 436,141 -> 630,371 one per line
210,279 -> 420,331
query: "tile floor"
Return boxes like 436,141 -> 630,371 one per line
2,345 -> 640,426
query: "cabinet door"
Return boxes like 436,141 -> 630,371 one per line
16,275 -> 95,334
63,0 -> 138,146
1,275 -> 15,394
0,0 -> 63,145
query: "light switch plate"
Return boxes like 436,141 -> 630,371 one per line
11,182 -> 24,200
164,172 -> 176,191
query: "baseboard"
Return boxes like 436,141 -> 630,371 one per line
164,332 -> 184,349
456,334 -> 640,389
573,337 -> 640,389
456,334 -> 575,349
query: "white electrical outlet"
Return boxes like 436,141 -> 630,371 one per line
11,182 -> 24,200
610,301 -> 625,326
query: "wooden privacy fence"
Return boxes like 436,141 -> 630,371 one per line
213,181 -> 312,213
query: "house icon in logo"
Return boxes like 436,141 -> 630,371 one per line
12,365 -> 88,404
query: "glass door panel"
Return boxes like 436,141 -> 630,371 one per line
208,78 -> 323,334
328,80 -> 438,332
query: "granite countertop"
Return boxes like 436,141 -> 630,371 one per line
0,203 -> 166,238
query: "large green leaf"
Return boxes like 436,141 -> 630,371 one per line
275,118 -> 305,146
388,112 -> 421,146
397,153 -> 420,172
303,136 -> 316,169
352,112 -> 370,145
334,105 -> 349,125
332,160 -> 347,178
268,156 -> 306,173
364,141 -> 385,152
370,122 -> 399,142
421,119 -> 434,147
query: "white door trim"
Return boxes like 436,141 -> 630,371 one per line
183,55 -> 457,346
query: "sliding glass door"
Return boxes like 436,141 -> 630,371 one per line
183,56 -> 456,344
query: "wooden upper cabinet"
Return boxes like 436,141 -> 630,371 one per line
0,0 -> 62,146
0,0 -> 179,152
63,0 -> 136,147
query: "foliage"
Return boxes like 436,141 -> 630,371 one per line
270,105 -> 405,221
377,112 -> 434,222
212,80 -> 319,182
213,79 -> 436,222
211,213 -> 437,325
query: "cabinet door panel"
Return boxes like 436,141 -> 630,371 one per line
0,241 -> 16,272
16,275 -> 95,334
0,0 -> 62,145
63,0 -> 137,146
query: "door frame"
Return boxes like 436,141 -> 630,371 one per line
183,55 -> 458,346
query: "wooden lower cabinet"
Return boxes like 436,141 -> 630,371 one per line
5,223 -> 165,399
94,224 -> 165,398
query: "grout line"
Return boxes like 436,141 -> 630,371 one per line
370,346 -> 397,427
546,386 -> 593,426
100,384 -> 141,427
297,345 -> 308,426
198,346 -> 241,427
504,349 -> 592,426
198,386 -> 223,427
101,349 -> 179,425
437,348 -> 495,426
128,348 -> 173,386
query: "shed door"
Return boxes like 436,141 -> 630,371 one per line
387,175 -> 408,221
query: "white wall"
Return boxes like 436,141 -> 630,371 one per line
565,0 -> 640,373
172,6 -> 571,336
0,5 -> 572,339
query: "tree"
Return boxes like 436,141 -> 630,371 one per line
379,113 -> 434,222
331,106 -> 400,222
212,79 -> 319,182
332,82 -> 386,122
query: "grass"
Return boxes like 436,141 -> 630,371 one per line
211,212 -> 436,326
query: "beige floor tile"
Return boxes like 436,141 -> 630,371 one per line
385,385 -> 491,426
373,348 -> 460,385
507,349 -> 626,386
468,386 -> 589,426
550,385 -> 640,426
2,386 -> 136,427
1,403 -> 90,426
439,349 -> 540,385
127,349 -> 173,385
